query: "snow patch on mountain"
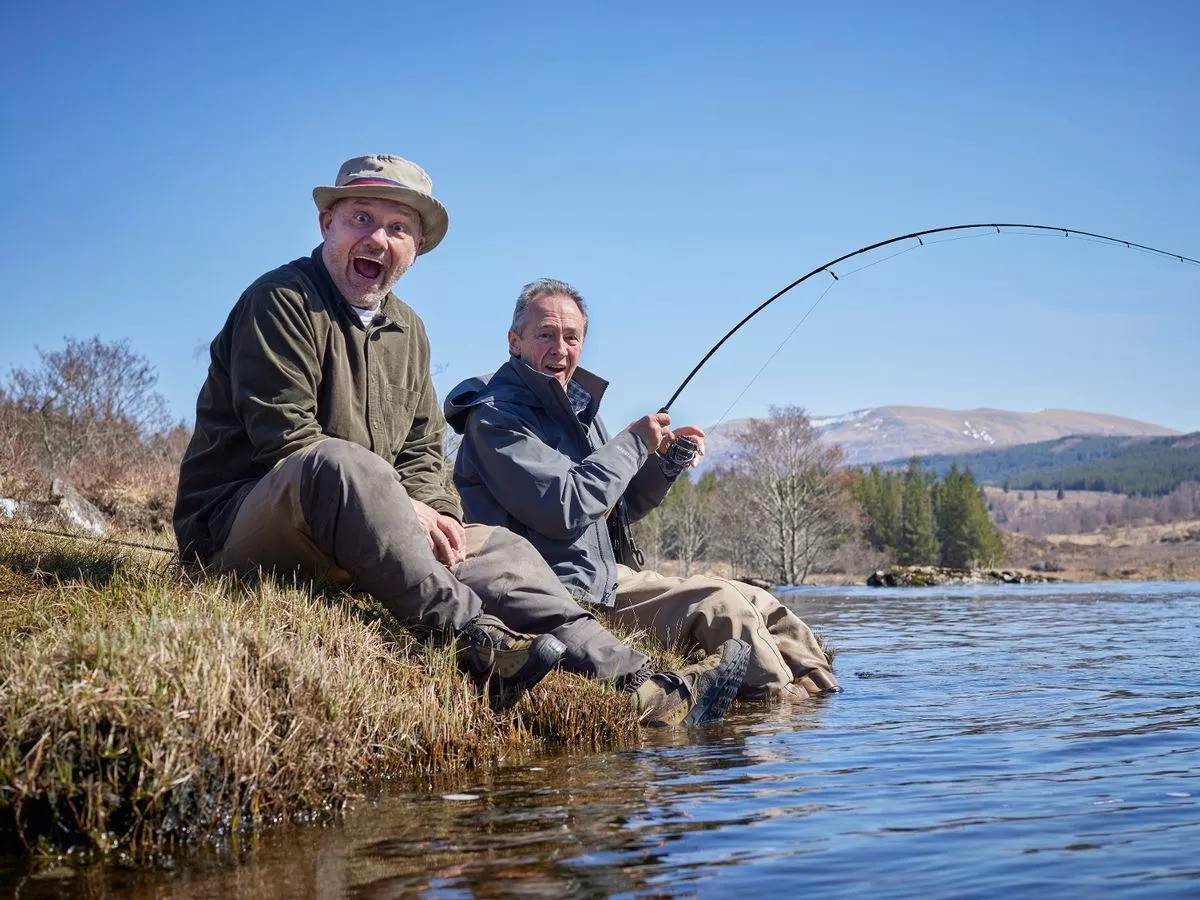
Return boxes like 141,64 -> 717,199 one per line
810,409 -> 872,429
695,405 -> 1177,473
961,420 -> 996,444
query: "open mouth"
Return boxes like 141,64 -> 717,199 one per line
353,257 -> 384,280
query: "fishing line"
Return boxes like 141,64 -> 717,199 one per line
0,519 -> 175,555
833,240 -> 923,278
711,278 -> 837,428
659,223 -> 1200,415
708,232 -> 988,427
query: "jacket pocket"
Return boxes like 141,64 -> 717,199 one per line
385,384 -> 420,456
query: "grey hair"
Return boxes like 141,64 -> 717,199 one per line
510,278 -> 588,337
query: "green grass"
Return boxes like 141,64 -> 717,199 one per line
0,528 -> 637,858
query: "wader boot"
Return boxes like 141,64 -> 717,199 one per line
632,638 -> 751,727
457,614 -> 566,698
796,668 -> 842,696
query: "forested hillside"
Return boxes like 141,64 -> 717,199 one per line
700,407 -> 1177,474
886,434 -> 1200,496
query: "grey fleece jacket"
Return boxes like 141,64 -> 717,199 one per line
444,357 -> 674,606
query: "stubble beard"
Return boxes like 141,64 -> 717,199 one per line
332,255 -> 412,310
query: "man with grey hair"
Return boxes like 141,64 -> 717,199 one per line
446,277 -> 839,702
174,156 -> 747,725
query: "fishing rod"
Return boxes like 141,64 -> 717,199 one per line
659,223 -> 1200,414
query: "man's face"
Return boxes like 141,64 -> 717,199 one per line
509,293 -> 586,388
319,197 -> 424,309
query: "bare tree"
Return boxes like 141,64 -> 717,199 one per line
6,336 -> 169,472
442,431 -> 463,496
1168,482 -> 1198,520
734,405 -> 855,585
0,386 -> 39,486
631,507 -> 664,571
709,470 -> 760,581
660,473 -> 714,577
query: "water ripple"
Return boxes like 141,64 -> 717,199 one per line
7,583 -> 1196,897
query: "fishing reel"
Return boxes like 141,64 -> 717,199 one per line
658,435 -> 699,479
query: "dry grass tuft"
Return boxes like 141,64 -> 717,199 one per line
0,529 -> 639,857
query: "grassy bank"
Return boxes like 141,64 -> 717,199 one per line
0,528 -> 637,858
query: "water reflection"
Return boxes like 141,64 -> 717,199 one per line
4,583 -> 1199,897
341,719 -> 826,897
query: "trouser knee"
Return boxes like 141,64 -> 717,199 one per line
297,440 -> 474,630
296,439 -> 403,513
478,527 -> 547,570
462,527 -> 650,685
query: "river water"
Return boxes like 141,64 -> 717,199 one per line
5,581 -> 1199,897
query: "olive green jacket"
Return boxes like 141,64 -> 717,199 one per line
173,246 -> 460,562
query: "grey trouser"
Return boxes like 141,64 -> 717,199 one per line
212,439 -> 649,686
607,566 -> 835,701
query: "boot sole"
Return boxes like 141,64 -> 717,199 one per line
682,638 -> 751,727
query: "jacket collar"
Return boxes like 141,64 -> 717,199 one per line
503,356 -> 609,425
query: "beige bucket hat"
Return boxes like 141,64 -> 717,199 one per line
313,154 -> 449,254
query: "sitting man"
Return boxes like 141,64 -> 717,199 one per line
173,157 -> 747,726
445,278 -> 838,702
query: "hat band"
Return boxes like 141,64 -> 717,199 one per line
341,176 -> 408,188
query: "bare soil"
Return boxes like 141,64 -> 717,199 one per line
1003,519 -> 1200,582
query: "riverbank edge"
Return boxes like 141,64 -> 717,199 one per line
0,529 -> 642,861
865,565 -> 1060,587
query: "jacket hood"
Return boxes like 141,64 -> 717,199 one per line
444,357 -> 609,434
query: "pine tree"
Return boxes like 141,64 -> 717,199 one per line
934,465 -> 971,568
897,459 -> 938,565
934,465 -> 1005,568
852,465 -> 901,552
876,469 -> 902,551
965,477 -> 1006,567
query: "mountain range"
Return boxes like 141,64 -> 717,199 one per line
698,406 -> 1180,471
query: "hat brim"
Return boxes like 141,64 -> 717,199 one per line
312,184 -> 448,255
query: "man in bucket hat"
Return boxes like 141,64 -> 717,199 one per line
173,155 -> 749,724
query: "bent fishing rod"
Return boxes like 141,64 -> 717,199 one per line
659,223 -> 1200,414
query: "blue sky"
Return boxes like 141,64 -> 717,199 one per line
2,1 -> 1197,435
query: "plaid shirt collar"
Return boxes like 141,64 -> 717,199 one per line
565,378 -> 592,419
